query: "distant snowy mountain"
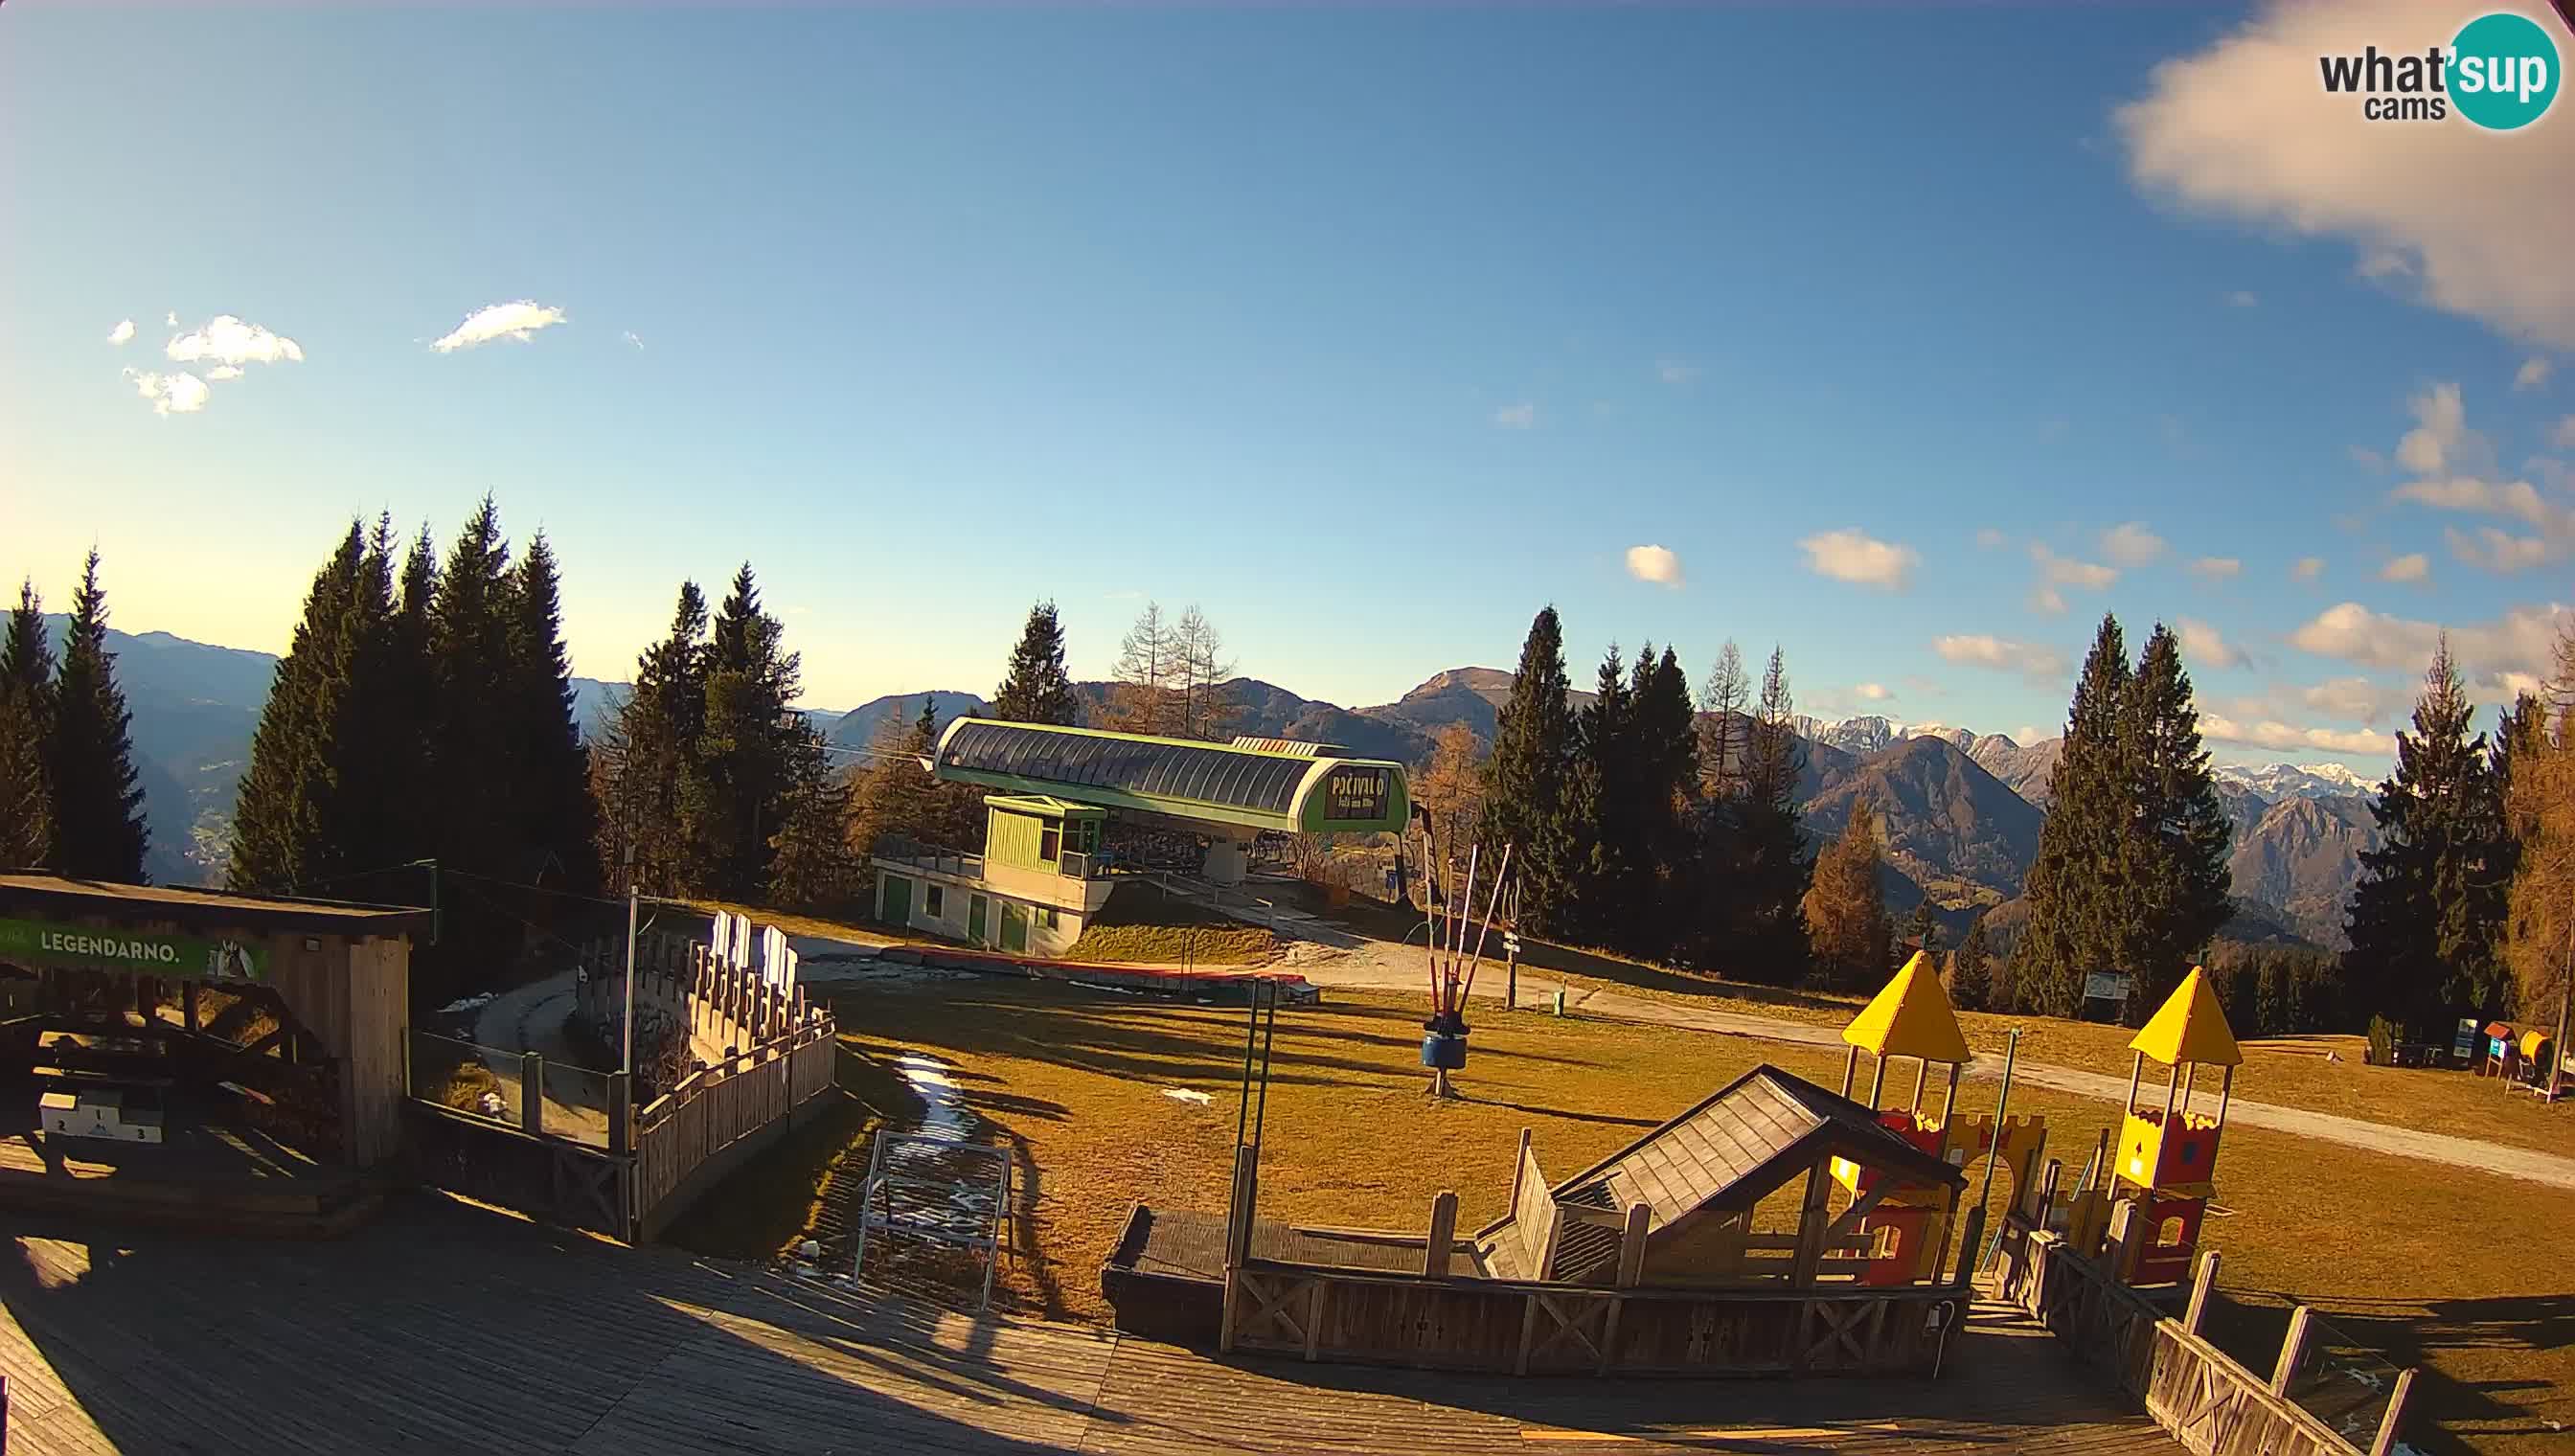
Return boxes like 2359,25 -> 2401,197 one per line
2214,762 -> 2379,803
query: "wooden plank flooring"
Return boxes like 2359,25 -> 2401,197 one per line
0,1194 -> 2180,1455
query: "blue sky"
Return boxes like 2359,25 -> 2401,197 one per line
5,2 -> 2571,767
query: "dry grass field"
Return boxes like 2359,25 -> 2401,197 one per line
772,978 -> 2572,1456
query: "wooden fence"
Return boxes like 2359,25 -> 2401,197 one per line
1994,1223 -> 2417,1456
405,929 -> 838,1241
1220,1260 -> 1961,1377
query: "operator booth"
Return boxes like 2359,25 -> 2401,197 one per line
0,875 -> 425,1233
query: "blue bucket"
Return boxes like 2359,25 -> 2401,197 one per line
1421,1032 -> 1469,1070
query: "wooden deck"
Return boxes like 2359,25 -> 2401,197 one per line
0,1193 -> 2181,1455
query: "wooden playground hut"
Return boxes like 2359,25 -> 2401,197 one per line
1106,1062 -> 1983,1377
0,874 -> 426,1232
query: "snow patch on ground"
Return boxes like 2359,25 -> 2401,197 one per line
1161,1088 -> 1213,1106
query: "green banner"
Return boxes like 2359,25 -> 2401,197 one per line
0,917 -> 265,981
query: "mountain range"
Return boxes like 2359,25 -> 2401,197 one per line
28,626 -> 2384,951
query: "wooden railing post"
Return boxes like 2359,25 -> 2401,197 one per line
2368,1369 -> 2417,1456
519,1052 -> 544,1135
2183,1250 -> 2221,1336
1424,1192 -> 1458,1277
2269,1305 -> 2314,1397
607,1071 -> 630,1155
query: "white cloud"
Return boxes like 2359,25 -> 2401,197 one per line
205,365 -> 244,381
2518,357 -> 2553,392
2552,416 -> 2575,450
2379,553 -> 2430,584
2348,445 -> 2384,472
2291,556 -> 2325,582
2201,712 -> 2392,758
2447,526 -> 2549,575
1974,527 -> 2007,549
622,330 -> 645,352
431,300 -> 568,353
1799,529 -> 1920,591
1490,401 -> 1537,429
2117,0 -> 2575,349
2394,382 -> 2469,475
2224,290 -> 2259,308
2300,676 -> 2410,726
2290,601 -> 2573,697
164,310 -> 178,327
106,319 -> 135,346
1854,682 -> 1892,702
2014,724 -> 2045,745
123,368 -> 209,416
2100,521 -> 2166,567
1655,358 -> 1697,385
2032,542 -> 2118,589
2176,618 -> 2249,671
2030,585 -> 2068,616
1624,544 -> 1684,588
1933,634 -> 2068,684
166,314 -> 304,368
2186,556 -> 2242,580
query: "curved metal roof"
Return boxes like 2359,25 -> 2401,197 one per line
941,719 -> 1311,814
930,719 -> 1408,833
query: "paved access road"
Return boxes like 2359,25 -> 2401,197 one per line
1289,938 -> 2575,1193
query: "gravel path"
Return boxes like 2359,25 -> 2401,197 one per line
1288,938 -> 2575,1192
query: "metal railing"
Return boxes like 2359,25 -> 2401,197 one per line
874,836 -> 984,880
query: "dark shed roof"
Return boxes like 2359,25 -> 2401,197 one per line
941,719 -> 1317,816
1553,1064 -> 1964,1229
0,875 -> 434,939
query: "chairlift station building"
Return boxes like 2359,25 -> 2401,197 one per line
870,719 -> 1409,956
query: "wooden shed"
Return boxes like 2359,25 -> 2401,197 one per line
0,876 -> 426,1231
1477,1064 -> 1970,1287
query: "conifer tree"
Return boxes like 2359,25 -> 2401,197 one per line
2498,690 -> 2571,1027
230,523 -> 369,891
2013,616 -> 2135,1017
600,581 -> 710,894
1479,606 -> 1578,935
991,600 -> 1078,725
2118,623 -> 2234,1020
1804,798 -> 1891,991
690,563 -> 803,899
428,499 -> 521,886
1637,645 -> 1700,956
1694,646 -> 1813,983
49,551 -> 150,881
1698,640 -> 1749,800
1950,913 -> 1992,1012
2342,639 -> 2511,1037
0,583 -> 57,869
1561,645 -> 1638,945
506,534 -> 599,894
1907,899 -> 1939,956
765,724 -> 858,913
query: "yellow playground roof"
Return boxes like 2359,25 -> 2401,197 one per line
2129,967 -> 2244,1067
1842,951 -> 1971,1064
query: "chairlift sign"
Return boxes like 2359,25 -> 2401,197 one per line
1322,766 -> 1390,822
0,916 -> 265,981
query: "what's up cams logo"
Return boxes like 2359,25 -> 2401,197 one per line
2318,10 -> 2563,128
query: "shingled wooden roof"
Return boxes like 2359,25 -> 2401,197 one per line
1551,1064 -> 1964,1236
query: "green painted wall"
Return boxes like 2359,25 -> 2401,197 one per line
988,807 -> 1050,870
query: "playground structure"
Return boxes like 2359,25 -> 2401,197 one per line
1831,952 -> 2047,1288
870,719 -> 1409,956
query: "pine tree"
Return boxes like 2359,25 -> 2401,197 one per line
2013,616 -> 2135,1017
1950,913 -> 1992,1012
2342,639 -> 2511,1038
506,534 -> 599,894
2118,623 -> 2235,1021
1561,645 -> 1639,945
2498,690 -> 2571,1028
49,551 -> 150,881
991,600 -> 1078,725
1805,798 -> 1892,991
1695,646 -> 1813,983
428,499 -> 521,888
2254,957 -> 2288,1037
230,523 -> 369,892
690,563 -> 804,899
1636,646 -> 1699,956
1478,606 -> 1579,936
1107,603 -> 1179,736
0,582 -> 57,869
765,723 -> 858,913
1907,899 -> 1939,955
1698,640 -> 1749,801
600,581 -> 710,895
